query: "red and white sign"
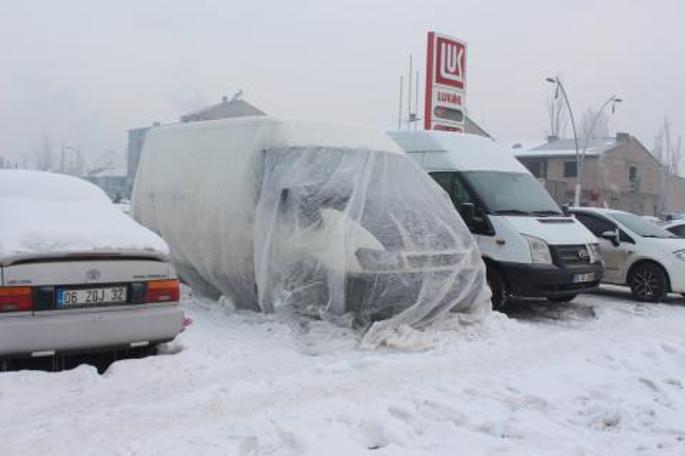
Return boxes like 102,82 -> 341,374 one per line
424,32 -> 467,132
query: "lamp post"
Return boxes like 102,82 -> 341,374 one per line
579,96 -> 622,176
546,77 -> 582,206
59,143 -> 76,174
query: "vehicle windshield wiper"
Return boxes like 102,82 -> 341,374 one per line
494,209 -> 532,215
532,210 -> 563,217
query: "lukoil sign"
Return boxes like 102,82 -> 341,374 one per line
424,32 -> 467,132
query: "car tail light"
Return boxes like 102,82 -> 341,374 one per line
0,287 -> 32,312
145,280 -> 180,303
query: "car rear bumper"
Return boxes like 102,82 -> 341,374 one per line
499,261 -> 603,298
0,305 -> 185,358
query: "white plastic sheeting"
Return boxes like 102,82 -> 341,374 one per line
0,170 -> 168,263
133,117 -> 489,333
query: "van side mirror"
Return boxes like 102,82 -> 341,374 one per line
459,202 -> 476,225
561,204 -> 570,216
600,230 -> 620,247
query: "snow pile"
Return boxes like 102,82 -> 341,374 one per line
2,288 -> 684,455
133,117 -> 489,335
0,170 -> 168,260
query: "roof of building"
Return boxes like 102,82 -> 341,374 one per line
180,96 -> 266,122
512,137 -> 620,158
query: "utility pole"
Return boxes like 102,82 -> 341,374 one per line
546,77 -> 581,206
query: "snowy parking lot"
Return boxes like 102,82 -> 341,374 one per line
1,287 -> 685,456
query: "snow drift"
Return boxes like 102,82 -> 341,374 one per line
132,117 -> 489,332
0,170 -> 168,264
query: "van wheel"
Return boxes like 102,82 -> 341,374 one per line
486,264 -> 507,311
628,262 -> 668,302
547,294 -> 577,303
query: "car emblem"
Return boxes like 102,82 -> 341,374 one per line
86,269 -> 102,280
578,249 -> 589,260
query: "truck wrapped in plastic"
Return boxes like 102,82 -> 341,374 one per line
132,117 -> 490,334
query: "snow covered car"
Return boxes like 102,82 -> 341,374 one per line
660,219 -> 685,238
0,170 -> 185,360
571,207 -> 685,301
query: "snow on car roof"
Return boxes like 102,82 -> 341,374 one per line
661,219 -> 685,228
149,116 -> 405,155
0,170 -> 168,261
388,131 -> 529,173
0,169 -> 111,203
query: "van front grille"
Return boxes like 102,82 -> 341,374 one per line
554,245 -> 592,266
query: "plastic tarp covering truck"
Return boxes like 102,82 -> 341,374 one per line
132,117 -> 489,337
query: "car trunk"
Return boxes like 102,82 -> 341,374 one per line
1,254 -> 173,313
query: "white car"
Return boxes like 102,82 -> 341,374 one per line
660,219 -> 685,238
571,207 -> 685,301
640,215 -> 661,225
0,170 -> 185,361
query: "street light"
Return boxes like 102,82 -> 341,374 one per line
546,76 -> 581,206
579,96 -> 622,184
576,96 -> 622,209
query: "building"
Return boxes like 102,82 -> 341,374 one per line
126,126 -> 152,195
82,168 -> 128,201
512,133 -> 685,216
126,95 -> 266,195
180,94 -> 266,123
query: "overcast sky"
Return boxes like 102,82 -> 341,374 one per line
1,0 -> 684,172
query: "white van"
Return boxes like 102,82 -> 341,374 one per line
389,131 -> 603,308
132,117 -> 489,329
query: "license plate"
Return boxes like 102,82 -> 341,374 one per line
573,272 -> 595,283
57,286 -> 127,308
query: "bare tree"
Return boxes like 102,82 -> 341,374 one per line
70,148 -> 87,176
654,117 -> 682,175
33,134 -> 55,170
85,150 -> 116,176
654,117 -> 683,213
61,146 -> 87,176
579,107 -> 610,140
546,91 -> 567,138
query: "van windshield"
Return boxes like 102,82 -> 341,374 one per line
264,147 -> 463,251
462,171 -> 562,215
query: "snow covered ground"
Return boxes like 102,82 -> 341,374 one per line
1,287 -> 685,455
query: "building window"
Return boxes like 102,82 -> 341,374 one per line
628,165 -> 640,193
563,161 -> 577,178
522,159 -> 547,179
628,166 -> 638,181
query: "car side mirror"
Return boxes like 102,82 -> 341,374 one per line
459,202 -> 476,225
600,230 -> 620,247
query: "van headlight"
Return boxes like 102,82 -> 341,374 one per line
587,243 -> 602,263
523,235 -> 553,264
674,249 -> 685,262
355,248 -> 404,271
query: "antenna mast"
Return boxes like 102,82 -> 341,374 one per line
415,70 -> 420,130
407,55 -> 413,129
398,76 -> 404,130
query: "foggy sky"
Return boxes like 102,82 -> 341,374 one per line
1,0 -> 684,173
